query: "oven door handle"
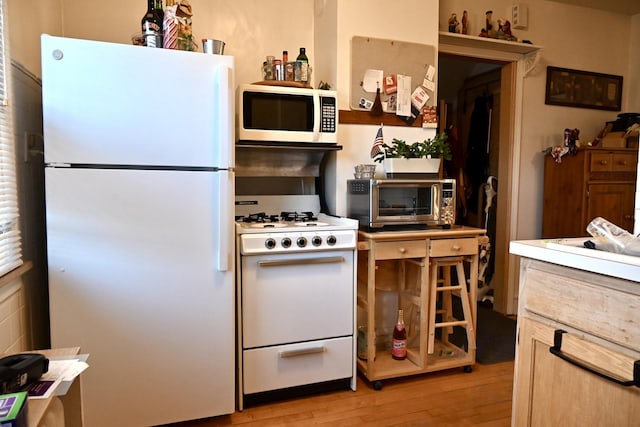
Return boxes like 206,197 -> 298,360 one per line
257,256 -> 345,267
279,345 -> 326,358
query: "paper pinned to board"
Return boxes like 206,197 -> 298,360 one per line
396,74 -> 412,117
362,69 -> 384,93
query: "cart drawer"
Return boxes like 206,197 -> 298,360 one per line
374,240 -> 427,260
243,337 -> 353,394
429,237 -> 478,257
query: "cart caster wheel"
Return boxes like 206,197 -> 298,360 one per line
463,365 -> 473,373
373,381 -> 383,390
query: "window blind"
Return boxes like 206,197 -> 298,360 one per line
0,0 -> 23,277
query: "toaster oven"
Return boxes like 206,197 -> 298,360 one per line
347,178 -> 456,229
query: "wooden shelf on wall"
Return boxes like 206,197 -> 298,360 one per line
339,110 -> 424,127
438,32 -> 542,55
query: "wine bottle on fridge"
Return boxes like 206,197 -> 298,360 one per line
392,309 -> 407,360
141,0 -> 163,48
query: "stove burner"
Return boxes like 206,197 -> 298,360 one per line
280,211 -> 318,222
237,212 -> 280,224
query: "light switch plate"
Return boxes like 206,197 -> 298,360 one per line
511,3 -> 528,29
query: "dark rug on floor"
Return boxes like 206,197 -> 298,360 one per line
449,300 -> 517,365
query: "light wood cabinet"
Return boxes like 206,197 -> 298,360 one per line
356,227 -> 485,388
512,258 -> 640,426
542,147 -> 638,238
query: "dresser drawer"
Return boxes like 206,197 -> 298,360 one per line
429,237 -> 478,257
612,153 -> 638,172
590,152 -> 638,172
590,152 -> 614,172
243,337 -> 353,394
374,240 -> 427,260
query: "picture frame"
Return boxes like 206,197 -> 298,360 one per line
545,66 -> 623,111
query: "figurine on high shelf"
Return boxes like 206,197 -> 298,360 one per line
461,10 -> 469,35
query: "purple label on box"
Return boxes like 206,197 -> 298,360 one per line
0,396 -> 17,418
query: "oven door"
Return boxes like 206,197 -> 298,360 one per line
372,181 -> 437,225
241,250 -> 354,349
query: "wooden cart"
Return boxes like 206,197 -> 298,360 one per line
356,227 -> 485,389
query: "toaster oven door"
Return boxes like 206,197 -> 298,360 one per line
372,182 -> 437,226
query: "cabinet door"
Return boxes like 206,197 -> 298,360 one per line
513,318 -> 640,426
586,183 -> 635,232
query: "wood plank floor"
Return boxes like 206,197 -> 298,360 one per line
170,361 -> 514,426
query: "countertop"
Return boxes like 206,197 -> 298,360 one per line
358,225 -> 486,241
509,237 -> 640,283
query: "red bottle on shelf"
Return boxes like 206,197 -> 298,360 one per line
392,309 -> 407,360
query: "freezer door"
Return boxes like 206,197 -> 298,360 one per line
46,168 -> 235,426
41,35 -> 234,168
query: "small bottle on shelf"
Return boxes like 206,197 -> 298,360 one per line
391,309 -> 407,360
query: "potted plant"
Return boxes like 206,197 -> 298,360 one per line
372,133 -> 452,176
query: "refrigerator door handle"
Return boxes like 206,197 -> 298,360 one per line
214,65 -> 234,168
216,174 -> 232,272
212,64 -> 234,272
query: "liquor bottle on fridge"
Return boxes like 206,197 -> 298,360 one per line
392,309 -> 407,360
296,47 -> 309,83
141,0 -> 164,47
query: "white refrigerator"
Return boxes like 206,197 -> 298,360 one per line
41,35 -> 236,426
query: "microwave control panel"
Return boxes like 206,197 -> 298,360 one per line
320,96 -> 336,133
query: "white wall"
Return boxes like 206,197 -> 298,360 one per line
6,0 -> 640,229
442,0 -> 635,240
9,0 -> 316,90
322,0 -> 440,215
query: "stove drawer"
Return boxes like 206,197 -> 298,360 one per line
242,337 -> 353,394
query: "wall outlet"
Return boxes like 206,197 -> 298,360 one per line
511,3 -> 528,29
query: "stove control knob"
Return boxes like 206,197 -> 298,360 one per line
281,237 -> 292,248
297,237 -> 307,247
265,238 -> 277,249
311,236 -> 323,247
327,235 -> 337,246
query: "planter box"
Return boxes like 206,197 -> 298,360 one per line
383,157 -> 441,178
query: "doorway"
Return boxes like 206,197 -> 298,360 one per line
438,52 -> 518,315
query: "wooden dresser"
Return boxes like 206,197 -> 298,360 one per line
541,147 -> 638,238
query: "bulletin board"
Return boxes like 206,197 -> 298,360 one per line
350,36 -> 437,111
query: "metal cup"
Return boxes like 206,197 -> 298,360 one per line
202,39 -> 225,54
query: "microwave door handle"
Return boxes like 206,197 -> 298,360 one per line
313,91 -> 320,141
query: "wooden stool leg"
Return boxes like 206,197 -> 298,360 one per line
455,261 -> 476,352
427,260 -> 439,353
442,265 -> 453,339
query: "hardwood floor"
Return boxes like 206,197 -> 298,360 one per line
170,361 -> 514,426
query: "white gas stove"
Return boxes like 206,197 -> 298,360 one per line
235,195 -> 358,407
235,195 -> 358,255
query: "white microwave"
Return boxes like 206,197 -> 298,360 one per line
237,84 -> 338,143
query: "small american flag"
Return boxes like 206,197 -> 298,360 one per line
370,126 -> 384,158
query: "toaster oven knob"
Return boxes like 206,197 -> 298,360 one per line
281,237 -> 292,248
311,236 -> 323,246
326,235 -> 337,245
297,237 -> 307,247
265,238 -> 277,249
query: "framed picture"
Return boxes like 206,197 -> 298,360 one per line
545,66 -> 623,111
